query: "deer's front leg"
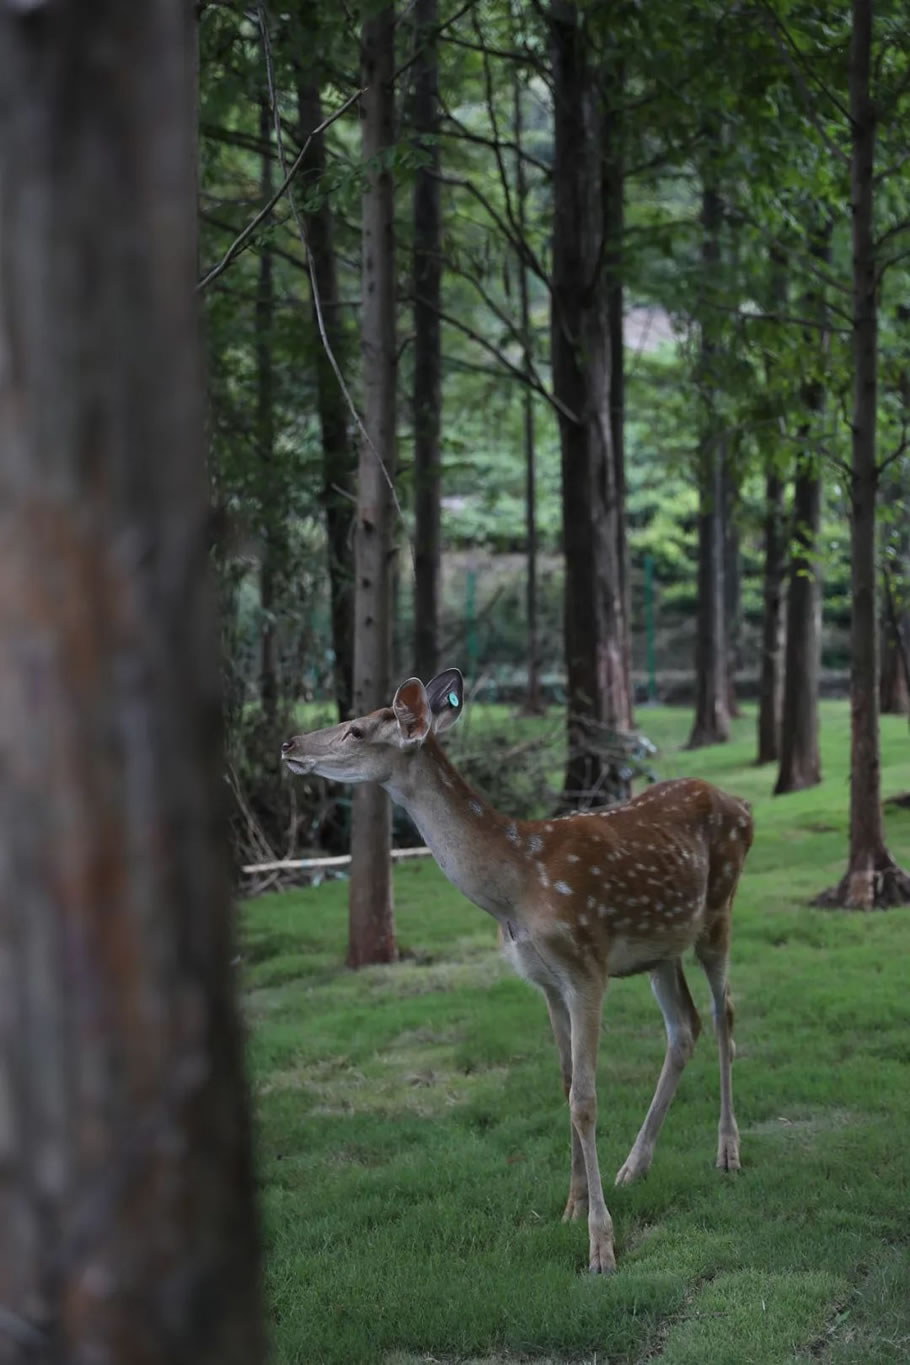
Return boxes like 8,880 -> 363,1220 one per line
568,985 -> 615,1274
544,989 -> 588,1222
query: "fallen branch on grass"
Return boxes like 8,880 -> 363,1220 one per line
241,846 -> 434,876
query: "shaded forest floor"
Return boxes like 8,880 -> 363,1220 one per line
243,703 -> 910,1364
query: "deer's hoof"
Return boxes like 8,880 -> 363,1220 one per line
615,1149 -> 651,1186
716,1132 -> 741,1171
562,1192 -> 588,1223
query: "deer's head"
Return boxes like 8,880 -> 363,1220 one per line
281,668 -> 464,786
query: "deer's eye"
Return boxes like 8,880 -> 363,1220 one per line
346,726 -> 364,740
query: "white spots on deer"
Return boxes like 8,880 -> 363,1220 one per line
545,823 -> 554,833
592,866 -> 601,876
529,834 -> 544,854
586,894 -> 596,910
505,821 -> 519,845
469,799 -> 484,817
537,863 -> 550,888
567,853 -> 580,863
598,902 -> 612,918
554,880 -> 573,896
578,912 -> 589,926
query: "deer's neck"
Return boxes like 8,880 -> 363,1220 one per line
385,737 -> 523,922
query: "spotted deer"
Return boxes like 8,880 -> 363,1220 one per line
281,668 -> 754,1273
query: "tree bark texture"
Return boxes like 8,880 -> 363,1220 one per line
687,179 -> 730,749
880,470 -> 910,716
0,5 -> 264,1359
412,0 -> 442,683
257,91 -> 279,726
550,0 -> 633,806
756,468 -> 787,764
880,602 -> 910,714
604,59 -> 631,726
815,0 -> 910,906
513,74 -> 541,713
774,225 -> 831,793
723,458 -> 742,718
880,575 -> 910,715
774,459 -> 823,792
297,66 -> 356,723
349,3 -> 399,964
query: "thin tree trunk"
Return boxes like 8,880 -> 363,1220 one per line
604,58 -> 633,729
775,460 -> 823,792
0,5 -> 264,1357
775,225 -> 830,793
551,0 -> 633,807
815,0 -> 910,906
880,593 -> 910,714
297,68 -> 356,722
413,0 -> 442,683
514,73 -> 541,713
756,467 -> 787,763
349,2 -> 399,964
880,467 -> 910,715
724,459 -> 742,718
257,91 -> 278,727
687,177 -> 730,749
756,247 -> 789,765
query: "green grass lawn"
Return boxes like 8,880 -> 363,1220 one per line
244,702 -> 910,1364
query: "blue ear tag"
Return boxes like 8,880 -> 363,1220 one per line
448,691 -> 460,707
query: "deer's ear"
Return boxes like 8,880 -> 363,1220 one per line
392,677 -> 432,744
425,667 -> 464,734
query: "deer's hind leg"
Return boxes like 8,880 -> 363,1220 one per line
696,915 -> 740,1172
615,959 -> 702,1186
544,987 -> 589,1223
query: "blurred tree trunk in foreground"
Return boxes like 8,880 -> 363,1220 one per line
0,5 -> 264,1360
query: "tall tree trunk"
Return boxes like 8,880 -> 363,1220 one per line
815,0 -> 910,906
687,178 -> 730,749
413,0 -> 442,682
349,2 -> 399,964
756,248 -> 789,765
756,467 -> 787,763
775,225 -> 831,793
257,91 -> 279,727
880,597 -> 910,714
514,73 -> 541,713
0,5 -> 264,1358
724,459 -> 742,717
880,467 -> 910,715
550,0 -> 633,807
297,60 -> 356,722
604,59 -> 633,728
774,459 -> 823,792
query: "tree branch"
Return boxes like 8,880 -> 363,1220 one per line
755,0 -> 851,166
411,291 -> 577,422
196,86 -> 363,292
